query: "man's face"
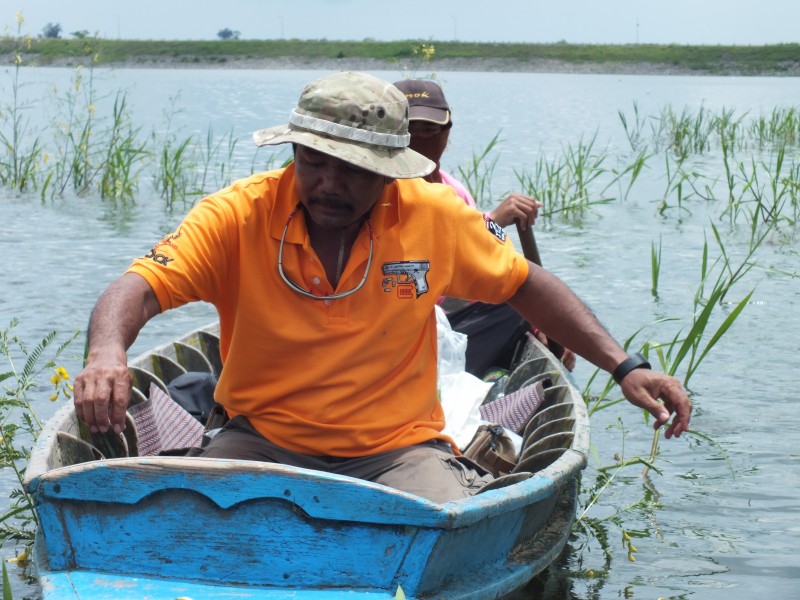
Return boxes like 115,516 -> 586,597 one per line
408,120 -> 451,165
294,145 -> 387,229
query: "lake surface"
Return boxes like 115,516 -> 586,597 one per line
1,66 -> 799,599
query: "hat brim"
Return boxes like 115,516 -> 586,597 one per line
408,106 -> 450,125
253,125 -> 435,179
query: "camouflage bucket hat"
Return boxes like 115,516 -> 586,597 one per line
253,72 -> 435,179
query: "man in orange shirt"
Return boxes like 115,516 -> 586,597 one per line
73,72 -> 692,503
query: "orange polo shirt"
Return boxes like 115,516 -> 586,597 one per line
128,165 -> 528,456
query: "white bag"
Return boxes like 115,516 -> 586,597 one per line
435,306 -> 493,449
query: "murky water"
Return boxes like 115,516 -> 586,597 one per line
1,67 -> 798,599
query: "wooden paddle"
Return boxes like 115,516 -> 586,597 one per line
515,222 -> 565,360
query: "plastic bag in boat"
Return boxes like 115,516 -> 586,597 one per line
436,305 -> 493,449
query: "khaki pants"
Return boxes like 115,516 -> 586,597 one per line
197,416 -> 494,503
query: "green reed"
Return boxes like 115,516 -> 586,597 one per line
456,131 -> 501,209
610,147 -> 650,203
2,560 -> 12,599
650,237 -> 662,297
0,16 -> 42,192
1,64 -> 247,209
156,136 -> 194,209
617,101 -> 646,152
514,133 -> 622,216
197,126 -> 238,196
97,93 -> 148,203
48,66 -> 95,197
720,144 -> 799,228
748,107 -> 800,148
563,133 -> 609,205
657,104 -> 716,158
657,152 -> 697,215
43,40 -> 103,199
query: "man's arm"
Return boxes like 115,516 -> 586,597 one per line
73,272 -> 162,434
506,261 -> 692,439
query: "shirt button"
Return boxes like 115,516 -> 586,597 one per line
313,277 -> 321,285
324,299 -> 332,306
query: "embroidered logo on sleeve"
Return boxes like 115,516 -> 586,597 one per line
484,215 -> 506,242
381,260 -> 430,298
140,227 -> 182,267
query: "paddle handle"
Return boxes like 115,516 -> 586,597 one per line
515,222 -> 565,360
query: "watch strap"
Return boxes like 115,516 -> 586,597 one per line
612,352 -> 651,384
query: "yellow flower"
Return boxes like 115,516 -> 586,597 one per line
629,544 -> 638,553
50,366 -> 73,400
7,549 -> 29,563
627,552 -> 636,562
15,54 -> 21,65
15,11 -> 24,25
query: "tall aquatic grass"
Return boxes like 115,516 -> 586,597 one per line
1,62 -> 254,208
97,93 -> 148,203
157,136 -> 194,209
197,126 -> 238,196
748,107 -> 800,148
42,39 -> 103,199
513,133 -> 614,216
0,14 -> 41,192
456,131 -> 501,209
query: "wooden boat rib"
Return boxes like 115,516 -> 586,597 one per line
25,322 -> 589,599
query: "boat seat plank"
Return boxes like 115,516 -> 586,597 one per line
149,354 -> 186,385
128,366 -> 170,399
196,329 -> 223,376
173,341 -> 214,373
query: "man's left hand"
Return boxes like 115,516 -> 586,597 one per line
619,369 -> 692,439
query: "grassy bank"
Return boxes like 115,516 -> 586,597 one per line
1,37 -> 799,75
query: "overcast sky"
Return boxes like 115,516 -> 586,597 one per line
6,0 -> 799,45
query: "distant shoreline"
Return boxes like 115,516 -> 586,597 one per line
11,55 -> 800,77
4,38 -> 799,77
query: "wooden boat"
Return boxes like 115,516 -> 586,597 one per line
24,322 -> 589,599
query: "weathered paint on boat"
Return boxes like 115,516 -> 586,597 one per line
25,323 -> 589,599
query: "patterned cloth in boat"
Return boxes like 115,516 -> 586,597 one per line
479,379 -> 546,434
128,383 -> 204,456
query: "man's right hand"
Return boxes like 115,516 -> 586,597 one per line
73,350 -> 132,434
72,272 -> 161,434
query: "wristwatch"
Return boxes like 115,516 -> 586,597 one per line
612,352 -> 651,384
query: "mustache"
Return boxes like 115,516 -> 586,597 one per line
308,195 -> 352,212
